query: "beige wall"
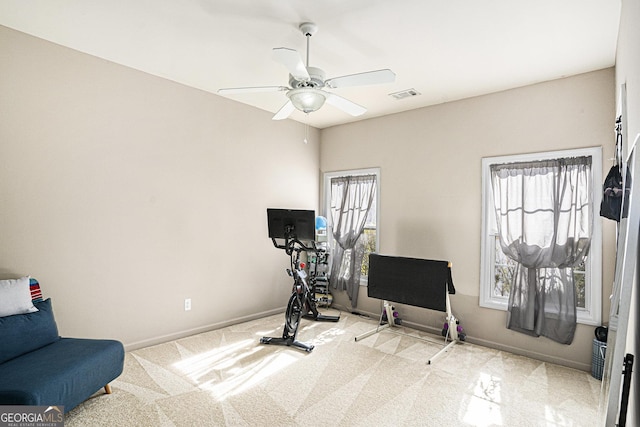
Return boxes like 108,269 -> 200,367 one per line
320,68 -> 616,371
0,24 -> 620,373
0,26 -> 321,348
615,0 -> 640,423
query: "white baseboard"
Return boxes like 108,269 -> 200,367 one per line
464,335 -> 591,372
123,307 -> 285,352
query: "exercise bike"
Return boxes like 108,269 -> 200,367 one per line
260,232 -> 340,352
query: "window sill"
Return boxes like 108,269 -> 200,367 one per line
480,299 -> 600,326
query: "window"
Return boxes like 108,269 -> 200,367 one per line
323,168 -> 380,282
480,148 -> 602,325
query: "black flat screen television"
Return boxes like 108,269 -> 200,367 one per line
367,254 -> 455,312
267,208 -> 316,241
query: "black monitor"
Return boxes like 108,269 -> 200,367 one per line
368,254 -> 455,312
267,209 -> 316,241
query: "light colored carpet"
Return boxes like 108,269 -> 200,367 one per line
65,309 -> 601,426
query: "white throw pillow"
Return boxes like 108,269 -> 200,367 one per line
0,276 -> 39,317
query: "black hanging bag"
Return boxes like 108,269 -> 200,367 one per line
600,117 -> 624,222
600,164 -> 623,222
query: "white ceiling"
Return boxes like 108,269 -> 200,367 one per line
0,1 -> 621,129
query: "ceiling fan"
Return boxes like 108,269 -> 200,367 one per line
218,22 -> 396,120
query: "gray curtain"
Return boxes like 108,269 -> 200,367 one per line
329,174 -> 376,307
490,156 -> 592,344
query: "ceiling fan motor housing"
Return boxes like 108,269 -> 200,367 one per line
289,66 -> 325,88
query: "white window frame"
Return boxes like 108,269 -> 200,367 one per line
480,147 -> 602,326
323,168 -> 381,285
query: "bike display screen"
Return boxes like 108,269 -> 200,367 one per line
267,208 -> 316,241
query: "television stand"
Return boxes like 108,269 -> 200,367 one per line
355,288 -> 460,364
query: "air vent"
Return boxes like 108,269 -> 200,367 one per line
389,88 -> 421,100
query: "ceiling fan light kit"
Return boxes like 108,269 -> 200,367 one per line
288,87 -> 326,113
218,22 -> 395,120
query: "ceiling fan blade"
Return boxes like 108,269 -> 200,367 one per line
325,93 -> 366,117
272,100 -> 296,120
325,69 -> 396,89
218,86 -> 288,95
272,48 -> 310,82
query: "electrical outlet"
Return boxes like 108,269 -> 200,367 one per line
184,298 -> 191,311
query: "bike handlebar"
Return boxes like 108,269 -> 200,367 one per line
271,237 -> 320,255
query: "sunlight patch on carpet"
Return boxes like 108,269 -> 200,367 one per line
200,351 -> 299,400
308,326 -> 346,347
173,339 -> 301,400
173,339 -> 255,383
461,372 -> 503,426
